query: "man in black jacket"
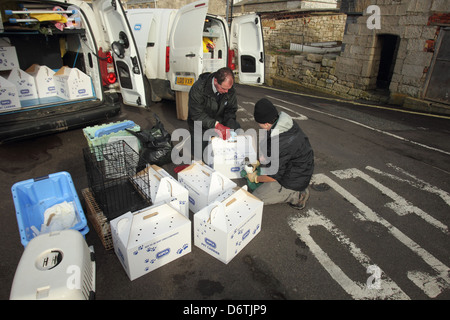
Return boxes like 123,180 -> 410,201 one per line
248,98 -> 314,209
187,67 -> 240,159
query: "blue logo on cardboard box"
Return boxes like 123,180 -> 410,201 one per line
20,89 -> 30,95
156,248 -> 170,259
242,229 -> 250,241
231,166 -> 240,172
205,238 -> 216,249
1,100 -> 11,105
134,23 -> 142,31
78,89 -> 86,94
189,196 -> 195,205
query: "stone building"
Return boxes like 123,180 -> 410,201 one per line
255,0 -> 449,114
334,0 -> 449,113
123,0 -> 227,16
121,0 -> 449,114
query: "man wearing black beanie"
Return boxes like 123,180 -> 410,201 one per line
248,98 -> 314,209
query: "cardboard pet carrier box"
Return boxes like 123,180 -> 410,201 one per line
110,202 -> 191,281
7,67 -> 39,103
0,42 -> 19,71
177,161 -> 237,213
0,75 -> 21,113
54,66 -> 93,100
194,187 -> 264,264
26,64 -> 57,100
135,165 -> 189,218
206,134 -> 258,179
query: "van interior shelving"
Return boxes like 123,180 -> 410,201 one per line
0,1 -> 120,144
1,3 -> 102,114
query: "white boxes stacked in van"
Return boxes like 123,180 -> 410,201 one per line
54,66 -> 93,100
110,202 -> 191,281
0,42 -> 19,71
26,64 -> 57,99
206,134 -> 258,179
134,165 -> 189,218
0,75 -> 21,113
194,187 -> 263,264
177,161 -> 237,213
7,67 -> 39,102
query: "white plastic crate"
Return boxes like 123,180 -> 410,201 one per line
10,229 -> 95,300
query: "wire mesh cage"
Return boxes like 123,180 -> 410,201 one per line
83,140 -> 152,220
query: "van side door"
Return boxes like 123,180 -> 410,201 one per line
93,0 -> 148,107
167,0 -> 209,92
230,14 -> 265,84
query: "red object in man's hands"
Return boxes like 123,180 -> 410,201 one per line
215,123 -> 231,140
174,164 -> 190,173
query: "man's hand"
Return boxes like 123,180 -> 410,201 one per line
215,123 -> 231,140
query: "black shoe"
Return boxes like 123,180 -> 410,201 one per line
289,188 -> 310,210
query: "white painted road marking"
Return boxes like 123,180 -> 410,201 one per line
332,168 -> 449,235
238,100 -> 308,122
367,164 -> 450,206
289,167 -> 450,299
266,95 -> 450,157
288,207 -> 410,299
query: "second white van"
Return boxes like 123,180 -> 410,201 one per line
125,0 -> 265,103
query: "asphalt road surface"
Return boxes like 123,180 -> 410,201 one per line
1,83 -> 449,303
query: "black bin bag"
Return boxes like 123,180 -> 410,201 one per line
127,114 -> 173,166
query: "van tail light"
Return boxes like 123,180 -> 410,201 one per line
227,49 -> 236,70
98,48 -> 117,86
107,72 -> 117,84
165,46 -> 170,72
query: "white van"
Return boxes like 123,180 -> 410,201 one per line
0,0 -> 263,143
0,0 -> 149,143
125,0 -> 265,102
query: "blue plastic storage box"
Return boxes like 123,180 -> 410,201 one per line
11,171 -> 89,247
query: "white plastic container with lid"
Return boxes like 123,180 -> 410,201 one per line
10,229 -> 95,300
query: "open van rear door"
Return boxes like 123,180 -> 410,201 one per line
94,0 -> 148,107
168,1 -> 209,92
230,14 -> 265,84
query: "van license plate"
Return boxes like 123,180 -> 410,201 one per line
176,77 -> 194,86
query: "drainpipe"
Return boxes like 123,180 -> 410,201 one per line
226,0 -> 230,26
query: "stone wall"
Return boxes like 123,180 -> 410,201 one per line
125,0 -> 227,15
266,53 -> 372,100
335,0 -> 447,103
267,51 -> 392,102
262,14 -> 347,50
265,0 -> 450,111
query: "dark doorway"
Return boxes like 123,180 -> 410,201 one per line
376,34 -> 400,89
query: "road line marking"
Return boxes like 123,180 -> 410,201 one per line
266,95 -> 450,156
332,168 -> 449,235
247,84 -> 450,120
239,100 -> 308,122
372,164 -> 450,206
309,173 -> 450,298
272,103 -> 308,120
289,207 -> 410,299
